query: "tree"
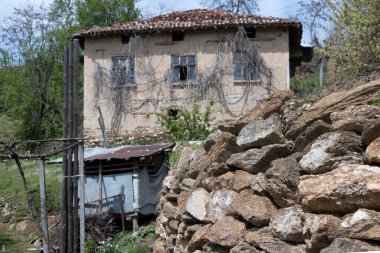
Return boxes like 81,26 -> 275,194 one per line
201,0 -> 259,14
0,5 -> 63,139
296,0 -> 329,47
76,0 -> 140,28
325,0 -> 380,72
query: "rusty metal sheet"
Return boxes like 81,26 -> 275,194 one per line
84,143 -> 175,162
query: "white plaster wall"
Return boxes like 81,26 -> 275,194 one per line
83,27 -> 289,137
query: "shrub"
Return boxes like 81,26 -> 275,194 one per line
156,103 -> 213,141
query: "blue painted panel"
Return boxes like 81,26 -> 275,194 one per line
81,172 -> 134,214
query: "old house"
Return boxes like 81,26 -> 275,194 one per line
73,9 -> 311,138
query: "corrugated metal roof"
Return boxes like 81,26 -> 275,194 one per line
49,143 -> 175,163
85,143 -> 174,161
73,9 -> 301,38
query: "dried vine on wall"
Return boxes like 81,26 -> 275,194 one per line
92,26 -> 274,134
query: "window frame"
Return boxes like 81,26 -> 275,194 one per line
110,56 -> 136,87
171,54 -> 197,84
233,51 -> 259,81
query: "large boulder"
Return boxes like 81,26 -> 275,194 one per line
269,206 -> 305,243
227,143 -> 292,173
334,209 -> 380,241
205,190 -> 237,223
208,131 -> 241,163
218,90 -> 294,135
364,137 -> 380,165
302,213 -> 341,253
266,155 -> 302,207
203,130 -> 222,152
362,119 -> 380,146
232,190 -> 277,227
236,114 -> 285,149
299,131 -> 363,174
299,164 -> 380,213
286,79 -> 380,139
206,216 -> 246,248
330,105 -> 380,133
293,120 -> 331,152
200,171 -> 235,191
320,238 -> 380,253
185,188 -> 210,221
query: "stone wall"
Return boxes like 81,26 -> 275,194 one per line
154,79 -> 380,253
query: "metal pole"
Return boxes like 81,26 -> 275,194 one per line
39,160 -> 49,253
98,162 -> 103,212
79,142 -> 85,253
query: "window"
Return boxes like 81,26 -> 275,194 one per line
172,31 -> 184,41
171,55 -> 196,82
245,27 -> 256,38
121,34 -> 130,44
234,51 -> 258,81
111,56 -> 136,86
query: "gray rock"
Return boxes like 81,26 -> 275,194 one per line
320,238 -> 380,253
299,131 -> 363,174
206,190 -> 237,223
362,119 -> 380,146
330,105 -> 380,133
236,114 -> 285,149
334,209 -> 380,241
302,213 -> 341,253
244,226 -> 273,247
266,155 -> 301,207
204,130 -> 222,152
270,206 -> 305,243
206,216 -> 245,248
299,164 -> 380,213
294,120 -> 331,152
230,243 -> 261,253
187,224 -> 211,252
255,237 -> 307,253
232,190 -> 277,227
227,143 -> 292,174
185,188 -> 210,222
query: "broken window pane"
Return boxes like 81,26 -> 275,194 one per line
171,54 -> 197,83
233,51 -> 258,81
111,56 -> 136,85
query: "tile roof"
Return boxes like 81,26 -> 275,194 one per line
73,9 -> 301,38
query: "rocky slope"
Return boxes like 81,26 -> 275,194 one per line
154,79 -> 380,253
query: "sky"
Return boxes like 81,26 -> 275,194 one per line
0,0 -> 306,41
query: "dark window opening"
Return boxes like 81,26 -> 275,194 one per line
179,66 -> 188,81
121,34 -> 130,44
233,51 -> 258,80
168,108 -> 178,118
171,55 -> 196,82
172,31 -> 184,41
245,27 -> 256,38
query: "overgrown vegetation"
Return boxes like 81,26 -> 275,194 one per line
156,103 -> 213,142
85,226 -> 155,253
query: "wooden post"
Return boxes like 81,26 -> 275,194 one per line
72,38 -> 80,253
98,162 -> 103,212
67,41 -> 74,253
78,142 -> 85,253
39,160 -> 49,253
61,46 -> 69,253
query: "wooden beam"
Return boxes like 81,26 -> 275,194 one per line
39,160 -> 49,253
78,142 -> 85,253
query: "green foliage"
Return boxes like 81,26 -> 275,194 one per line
76,0 -> 140,28
373,91 -> 380,107
291,73 -> 322,100
85,240 -> 97,253
326,0 -> 380,73
156,103 -> 213,142
95,227 -> 155,253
